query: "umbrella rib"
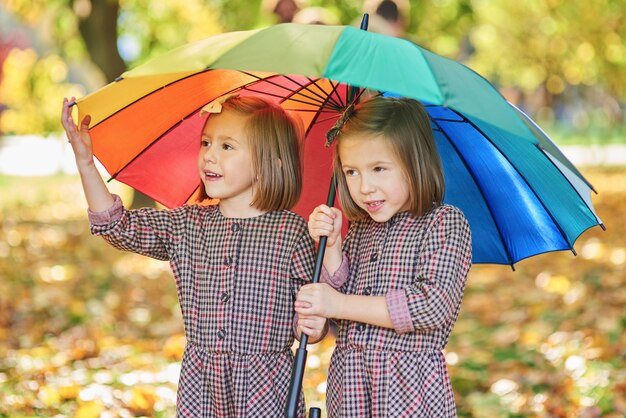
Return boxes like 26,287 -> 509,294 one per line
284,75 -> 344,106
429,117 -> 516,267
106,115 -> 192,182
315,114 -> 346,124
88,70 -> 215,130
510,102 -> 597,193
307,78 -> 346,110
238,71 -> 329,107
238,72 -> 347,110
450,111 -> 580,255
252,72 -> 332,105
242,86 -> 326,108
533,143 -> 605,229
430,117 -> 465,123
181,185 -> 201,207
300,80 -> 346,138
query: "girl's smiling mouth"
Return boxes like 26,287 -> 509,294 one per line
364,200 -> 384,211
204,170 -> 222,180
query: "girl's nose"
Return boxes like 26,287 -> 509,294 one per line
202,147 -> 216,162
359,175 -> 375,194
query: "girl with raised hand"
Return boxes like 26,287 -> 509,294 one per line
62,94 -> 325,417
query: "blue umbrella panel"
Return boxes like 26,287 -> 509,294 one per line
425,104 -> 603,266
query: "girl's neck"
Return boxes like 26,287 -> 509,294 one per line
218,200 -> 267,219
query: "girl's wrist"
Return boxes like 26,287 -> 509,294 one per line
333,292 -> 347,319
77,158 -> 96,173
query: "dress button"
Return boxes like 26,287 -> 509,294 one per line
217,329 -> 226,339
370,253 -> 378,262
363,286 -> 372,296
224,256 -> 233,266
231,223 -> 241,232
220,292 -> 230,303
357,324 -> 366,332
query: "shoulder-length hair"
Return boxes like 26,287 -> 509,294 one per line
197,96 -> 304,211
333,96 -> 445,220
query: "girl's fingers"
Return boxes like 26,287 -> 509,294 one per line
298,326 -> 318,337
294,300 -> 311,309
295,303 -> 317,314
298,318 -> 323,331
310,213 -> 334,229
80,114 -> 91,131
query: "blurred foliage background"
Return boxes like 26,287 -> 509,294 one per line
1,0 -> 625,417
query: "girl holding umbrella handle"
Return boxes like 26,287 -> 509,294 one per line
298,96 -> 472,417
62,95 -> 326,417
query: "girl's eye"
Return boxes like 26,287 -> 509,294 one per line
344,169 -> 357,177
201,139 -> 210,147
222,143 -> 233,150
373,166 -> 386,172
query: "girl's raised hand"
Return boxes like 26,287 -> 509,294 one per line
308,204 -> 343,247
61,97 -> 94,168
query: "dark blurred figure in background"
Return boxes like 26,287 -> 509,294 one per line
362,0 -> 410,38
261,0 -> 306,24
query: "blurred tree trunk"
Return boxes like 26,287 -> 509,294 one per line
76,0 -> 125,83
76,0 -> 155,209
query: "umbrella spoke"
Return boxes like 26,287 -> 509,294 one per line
237,71 -> 345,110
282,75 -> 342,104
307,78 -> 347,111
237,72 -> 328,107
315,114 -> 344,124
241,86 -> 326,108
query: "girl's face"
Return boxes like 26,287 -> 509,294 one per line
339,134 -> 410,223
198,110 -> 258,217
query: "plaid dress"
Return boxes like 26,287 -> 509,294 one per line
89,195 -> 315,417
321,204 -> 472,418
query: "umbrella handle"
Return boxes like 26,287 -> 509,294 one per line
284,176 -> 336,418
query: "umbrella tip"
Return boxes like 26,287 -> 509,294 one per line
360,13 -> 369,31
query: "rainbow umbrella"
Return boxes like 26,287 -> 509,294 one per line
74,22 -> 602,266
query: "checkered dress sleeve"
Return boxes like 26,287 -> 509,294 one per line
290,230 -> 316,287
88,194 -> 188,261
400,206 -> 472,331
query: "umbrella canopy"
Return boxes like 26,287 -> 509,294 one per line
74,23 -> 602,266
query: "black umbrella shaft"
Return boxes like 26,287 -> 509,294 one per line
312,179 -> 337,285
285,176 -> 336,418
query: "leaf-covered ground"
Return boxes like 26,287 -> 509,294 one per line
0,167 -> 624,417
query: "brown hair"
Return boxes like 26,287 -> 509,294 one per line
197,96 -> 304,211
333,96 -> 444,220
